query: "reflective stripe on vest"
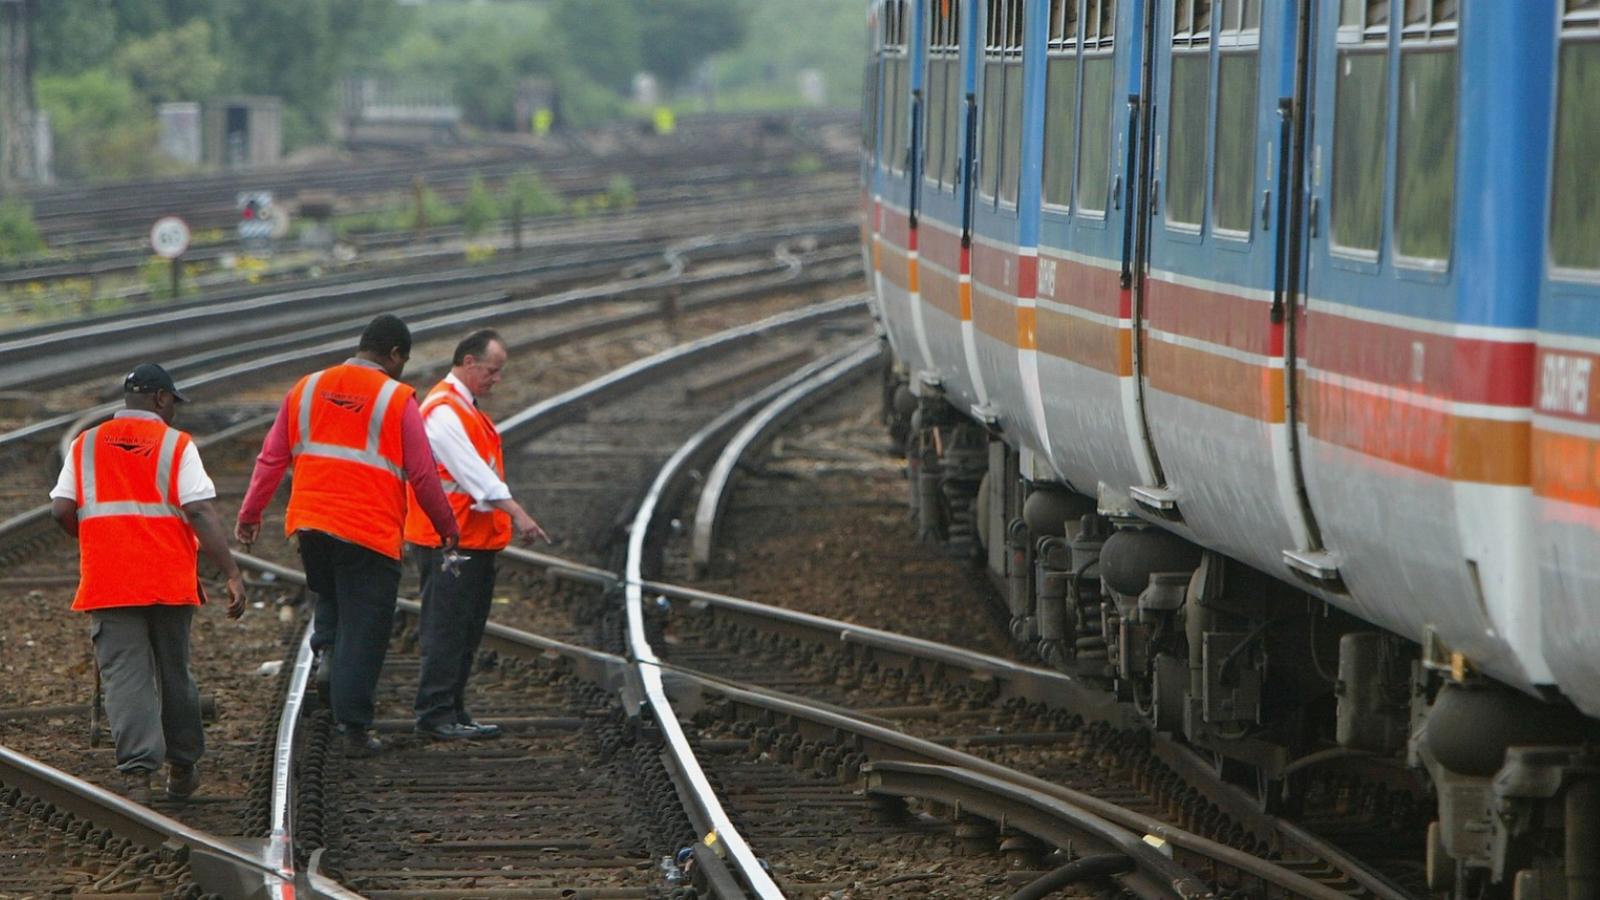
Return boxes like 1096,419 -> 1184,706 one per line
294,369 -> 405,479
78,425 -> 185,521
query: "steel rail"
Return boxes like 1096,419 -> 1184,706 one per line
618,340 -> 890,898
46,251 -> 858,457
0,745 -> 289,898
0,218 -> 857,392
3,226 -> 860,456
860,762 -> 1203,899
483,562 -> 1400,899
499,294 -> 870,441
689,341 -> 881,571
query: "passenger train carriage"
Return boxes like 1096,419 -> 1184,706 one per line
862,0 -> 1600,893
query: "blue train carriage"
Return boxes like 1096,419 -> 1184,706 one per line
1536,0 -> 1600,721
872,0 -> 1600,892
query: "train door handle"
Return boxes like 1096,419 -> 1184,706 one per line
1308,195 -> 1321,238
1113,175 -> 1123,210
1150,180 -> 1161,216
1260,189 -> 1272,231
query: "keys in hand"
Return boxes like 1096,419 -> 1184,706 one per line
441,550 -> 466,577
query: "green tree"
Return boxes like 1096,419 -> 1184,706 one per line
114,20 -> 223,105
715,0 -> 864,108
207,0 -> 408,146
634,0 -> 752,88
36,69 -> 160,180
551,0 -> 641,93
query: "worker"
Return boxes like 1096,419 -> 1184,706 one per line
49,363 -> 247,803
235,315 -> 459,757
406,329 -> 548,740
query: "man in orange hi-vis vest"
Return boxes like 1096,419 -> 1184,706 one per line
404,330 -> 549,740
49,363 -> 247,804
236,315 -> 459,758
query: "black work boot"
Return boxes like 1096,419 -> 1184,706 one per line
167,763 -> 201,800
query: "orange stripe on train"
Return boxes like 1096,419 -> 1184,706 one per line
1308,381 -> 1530,485
1145,340 -> 1286,424
1533,429 -> 1600,507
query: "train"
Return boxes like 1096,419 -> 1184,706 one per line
860,0 -> 1600,894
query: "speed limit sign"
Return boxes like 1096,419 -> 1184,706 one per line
149,216 -> 191,259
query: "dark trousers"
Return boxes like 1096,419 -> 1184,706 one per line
90,605 -> 202,774
412,545 -> 498,728
299,531 -> 401,730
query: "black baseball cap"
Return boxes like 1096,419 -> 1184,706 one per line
123,363 -> 188,402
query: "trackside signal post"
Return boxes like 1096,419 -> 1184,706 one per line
237,190 -> 277,253
149,216 -> 190,299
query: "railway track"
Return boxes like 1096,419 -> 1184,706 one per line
6,110 -> 853,254
0,228 -> 874,896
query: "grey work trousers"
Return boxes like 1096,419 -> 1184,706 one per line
89,605 -> 203,774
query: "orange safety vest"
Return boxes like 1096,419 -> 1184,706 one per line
404,380 -> 512,551
283,362 -> 415,559
71,416 -> 200,611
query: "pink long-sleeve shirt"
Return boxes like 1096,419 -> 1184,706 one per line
238,364 -> 459,542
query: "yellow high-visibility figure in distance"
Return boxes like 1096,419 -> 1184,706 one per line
653,106 -> 676,136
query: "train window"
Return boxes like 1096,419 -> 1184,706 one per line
863,59 -> 879,156
1166,1 -> 1212,228
1215,0 -> 1259,33
1393,8 -> 1456,264
998,51 -> 1024,204
1341,0 -> 1390,41
1174,0 -> 1213,39
926,1 -> 962,190
1551,10 -> 1600,271
943,57 -> 961,184
1166,54 -> 1209,228
1042,0 -> 1079,209
1330,4 -> 1388,256
980,63 -> 1002,197
980,0 -> 1005,199
926,59 -> 945,181
979,0 -> 1026,205
889,58 -> 900,172
1213,0 -> 1259,236
1077,0 -> 1116,214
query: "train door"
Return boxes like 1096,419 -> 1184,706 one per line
1534,0 -> 1600,715
972,0 -> 1052,458
1032,0 -> 1159,494
1300,0 -> 1546,687
914,0 -> 979,395
964,0 -> 1032,421
1134,0 -> 1321,574
862,4 -> 883,279
872,2 -> 930,376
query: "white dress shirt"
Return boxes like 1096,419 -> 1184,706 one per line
423,373 -> 512,511
51,410 -> 217,505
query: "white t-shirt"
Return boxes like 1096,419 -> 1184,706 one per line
50,410 -> 217,506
